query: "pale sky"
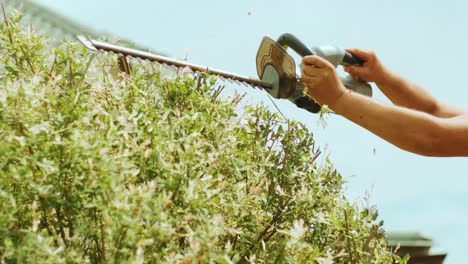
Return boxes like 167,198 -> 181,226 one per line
34,1 -> 468,263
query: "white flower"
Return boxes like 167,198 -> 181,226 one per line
290,219 -> 307,240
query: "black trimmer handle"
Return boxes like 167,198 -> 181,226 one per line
343,52 -> 365,66
278,33 -> 365,67
277,33 -> 315,57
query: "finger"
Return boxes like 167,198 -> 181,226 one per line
350,74 -> 361,81
345,65 -> 365,76
301,75 -> 319,83
345,48 -> 373,61
302,55 -> 330,68
302,65 -> 323,77
344,65 -> 356,73
342,66 -> 361,80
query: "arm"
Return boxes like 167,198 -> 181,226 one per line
301,55 -> 468,157
344,49 -> 464,118
332,90 -> 468,157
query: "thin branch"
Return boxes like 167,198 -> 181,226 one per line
55,207 -> 68,246
1,3 -> 19,67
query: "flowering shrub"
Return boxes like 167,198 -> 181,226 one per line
0,10 -> 403,263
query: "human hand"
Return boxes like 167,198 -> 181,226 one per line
344,49 -> 390,85
301,55 -> 346,108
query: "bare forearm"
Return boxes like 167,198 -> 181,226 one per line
376,71 -> 439,115
331,91 -> 442,156
303,52 -> 468,157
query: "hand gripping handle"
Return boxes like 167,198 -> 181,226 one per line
276,33 -> 321,113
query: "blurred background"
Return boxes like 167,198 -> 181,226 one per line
13,0 -> 468,263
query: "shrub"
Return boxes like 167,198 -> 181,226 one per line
0,9 -> 403,264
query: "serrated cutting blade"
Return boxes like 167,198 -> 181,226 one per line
77,35 -> 272,91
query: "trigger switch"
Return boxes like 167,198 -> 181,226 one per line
295,96 -> 321,113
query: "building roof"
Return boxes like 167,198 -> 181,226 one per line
3,0 -> 158,52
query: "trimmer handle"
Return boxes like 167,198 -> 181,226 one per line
277,33 -> 314,57
277,33 -> 365,66
343,52 -> 364,66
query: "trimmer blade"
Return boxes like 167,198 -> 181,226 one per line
77,35 -> 272,90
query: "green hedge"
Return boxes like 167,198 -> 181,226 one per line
0,10 -> 405,264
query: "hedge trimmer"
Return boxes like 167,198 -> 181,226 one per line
78,33 -> 372,113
